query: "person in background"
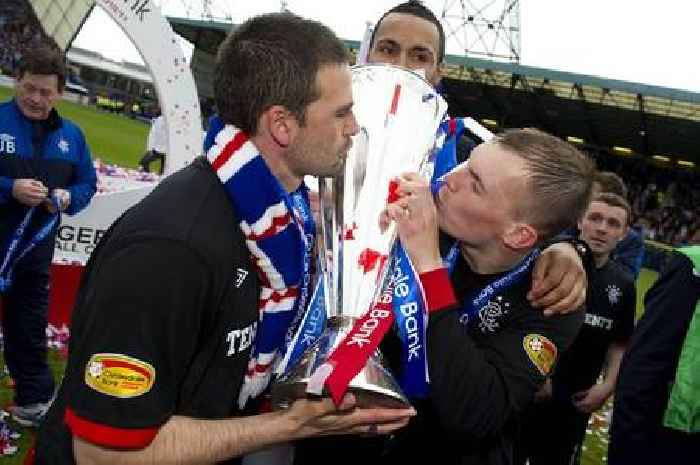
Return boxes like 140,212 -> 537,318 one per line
0,45 -> 96,427
608,245 -> 700,465
514,193 -> 636,465
139,111 -> 167,174
592,171 -> 645,279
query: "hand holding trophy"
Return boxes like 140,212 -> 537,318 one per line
272,64 -> 448,409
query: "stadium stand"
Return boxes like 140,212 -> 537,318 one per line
169,16 -> 699,248
0,0 -> 59,74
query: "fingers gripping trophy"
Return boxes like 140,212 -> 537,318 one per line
272,64 -> 448,409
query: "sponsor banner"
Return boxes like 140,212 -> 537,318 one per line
55,186 -> 154,263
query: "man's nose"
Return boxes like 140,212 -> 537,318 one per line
396,53 -> 410,69
346,112 -> 360,136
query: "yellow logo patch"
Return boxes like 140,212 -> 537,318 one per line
523,334 -> 557,376
84,354 -> 155,398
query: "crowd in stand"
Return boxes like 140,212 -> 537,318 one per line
0,1 -> 58,75
599,155 -> 700,246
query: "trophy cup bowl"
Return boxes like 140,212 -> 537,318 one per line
272,65 -> 448,409
272,316 -> 408,409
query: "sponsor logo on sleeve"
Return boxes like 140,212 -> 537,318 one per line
84,353 -> 155,398
523,334 -> 557,376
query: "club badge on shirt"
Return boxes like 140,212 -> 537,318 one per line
57,138 -> 70,154
84,353 -> 155,398
523,334 -> 557,376
477,295 -> 511,333
0,134 -> 15,154
606,284 -> 622,305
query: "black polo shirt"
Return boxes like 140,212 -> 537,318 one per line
553,259 -> 636,398
385,251 -> 584,465
36,158 -> 259,464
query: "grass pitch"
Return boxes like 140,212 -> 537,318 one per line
0,85 -> 149,168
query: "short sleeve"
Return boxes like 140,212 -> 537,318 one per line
613,275 -> 637,343
64,239 -> 213,449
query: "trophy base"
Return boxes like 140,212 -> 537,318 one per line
272,316 -> 410,410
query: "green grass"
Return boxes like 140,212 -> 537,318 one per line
0,350 -> 65,464
0,85 -> 148,168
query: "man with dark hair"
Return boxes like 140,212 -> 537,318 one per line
377,127 -> 595,465
515,193 -> 637,465
365,1 -> 588,314
593,171 -> 644,279
369,0 -> 445,86
0,45 -> 96,427
593,171 -> 628,198
35,13 -> 414,465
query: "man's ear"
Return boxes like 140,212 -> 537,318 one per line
503,222 -> 538,251
261,105 -> 297,148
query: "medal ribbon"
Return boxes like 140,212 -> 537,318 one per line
0,196 -> 60,293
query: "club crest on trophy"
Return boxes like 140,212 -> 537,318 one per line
272,64 -> 449,409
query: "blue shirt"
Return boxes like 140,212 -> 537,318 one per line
0,99 -> 96,216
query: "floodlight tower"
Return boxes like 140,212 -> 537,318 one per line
440,0 -> 521,63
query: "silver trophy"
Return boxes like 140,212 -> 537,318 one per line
272,65 -> 448,409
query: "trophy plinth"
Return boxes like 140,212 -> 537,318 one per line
272,316 -> 409,409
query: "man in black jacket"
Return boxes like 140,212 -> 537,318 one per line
514,193 -> 636,465
35,13 -> 415,465
608,247 -> 700,464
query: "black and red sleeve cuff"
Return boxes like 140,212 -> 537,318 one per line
419,267 -> 457,313
65,408 -> 160,450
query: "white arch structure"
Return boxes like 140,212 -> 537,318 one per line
55,0 -> 202,263
95,0 -> 202,173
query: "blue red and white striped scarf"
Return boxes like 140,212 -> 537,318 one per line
206,124 -> 314,409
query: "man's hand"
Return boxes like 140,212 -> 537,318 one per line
528,242 -> 587,316
286,393 -> 416,438
11,178 -> 48,206
44,188 -> 71,213
380,173 -> 442,273
533,378 -> 552,403
572,384 -> 611,414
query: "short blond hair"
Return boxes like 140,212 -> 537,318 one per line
495,128 -> 596,241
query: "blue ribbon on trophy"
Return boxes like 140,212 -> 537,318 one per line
391,243 -> 430,398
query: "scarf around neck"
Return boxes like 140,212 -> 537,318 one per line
206,124 -> 315,409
